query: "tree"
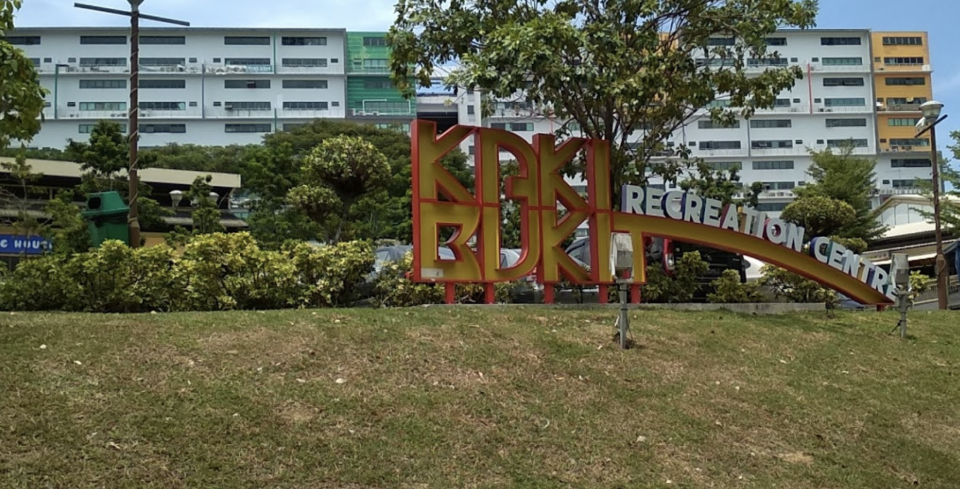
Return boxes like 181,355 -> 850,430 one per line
0,0 -> 47,151
797,144 -> 887,242
389,0 -> 818,205
140,143 -> 252,174
288,136 -> 390,243
679,161 -> 763,207
245,120 -> 473,246
64,121 -> 169,232
186,175 -> 225,235
915,138 -> 960,235
0,152 -> 44,240
780,195 -> 856,239
43,190 -> 91,254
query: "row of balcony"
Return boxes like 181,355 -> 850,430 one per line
35,62 -> 351,76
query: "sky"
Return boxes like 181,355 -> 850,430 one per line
11,0 -> 960,163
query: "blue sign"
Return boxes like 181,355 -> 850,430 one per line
0,234 -> 51,255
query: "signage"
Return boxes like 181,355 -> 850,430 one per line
410,120 -> 895,305
0,234 -> 51,255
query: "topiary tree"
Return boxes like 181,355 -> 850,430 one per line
708,269 -> 764,304
288,135 -> 390,243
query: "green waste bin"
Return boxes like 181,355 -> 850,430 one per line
81,191 -> 130,248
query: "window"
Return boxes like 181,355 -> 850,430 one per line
79,102 -> 126,111
698,120 -> 740,129
750,119 -> 791,128
822,57 -> 863,66
224,79 -> 271,89
139,101 -> 186,111
885,77 -> 926,86
362,101 -> 410,113
889,138 -> 930,147
825,118 -> 867,127
224,58 -> 271,65
467,105 -> 475,115
224,101 -> 271,111
80,35 -> 126,45
698,141 -> 741,150
705,99 -> 732,109
140,36 -> 185,45
225,123 -> 273,133
80,123 -> 125,133
762,181 -> 796,190
224,36 -> 270,45
708,162 -> 742,171
888,118 -> 921,127
28,57 -> 40,66
756,203 -> 788,212
766,37 -> 787,46
361,59 -> 388,70
140,58 -> 185,67
283,79 -> 328,89
747,57 -> 789,67
80,79 -> 126,89
824,98 -> 866,107
753,160 -> 794,170
282,36 -> 327,46
706,37 -> 735,46
893,179 -> 932,188
827,139 -> 869,148
6,36 -> 41,45
363,36 -> 387,46
823,77 -> 864,87
884,57 -> 924,65
892,159 -> 932,168
883,36 -> 923,46
140,124 -> 186,134
774,98 -> 792,107
887,97 -> 927,105
140,79 -> 186,89
821,37 -> 861,45
752,140 -> 793,149
282,58 -> 327,67
283,101 -> 329,110
509,123 -> 533,131
79,57 -> 126,67
363,79 -> 394,89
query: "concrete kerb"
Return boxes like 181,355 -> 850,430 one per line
424,302 -> 827,315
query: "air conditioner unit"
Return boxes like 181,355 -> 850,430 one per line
818,108 -> 825,112
370,111 -> 379,116
825,108 -> 833,112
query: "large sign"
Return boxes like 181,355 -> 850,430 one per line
0,234 -> 50,255
411,120 -> 895,305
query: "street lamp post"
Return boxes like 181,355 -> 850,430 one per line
915,100 -> 949,310
74,1 -> 189,248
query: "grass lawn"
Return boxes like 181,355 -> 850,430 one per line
1,307 -> 959,488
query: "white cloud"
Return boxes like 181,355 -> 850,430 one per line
14,0 -> 397,30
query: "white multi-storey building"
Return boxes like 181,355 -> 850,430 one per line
8,27 -> 417,149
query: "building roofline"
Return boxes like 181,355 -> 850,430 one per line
9,26 -> 347,34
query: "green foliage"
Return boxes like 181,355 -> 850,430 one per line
759,264 -> 839,308
830,236 -> 868,255
43,190 -> 91,254
389,0 -> 817,203
680,161 -> 761,207
140,143 -> 251,174
915,139 -> 960,235
0,0 -> 48,150
708,269 -> 764,304
0,150 -> 44,238
641,251 -> 710,303
0,233 -> 376,312
372,253 -> 512,307
64,120 -> 170,231
188,175 -> 225,235
800,145 -> 887,241
781,196 -> 857,239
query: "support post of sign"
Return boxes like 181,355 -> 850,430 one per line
484,283 -> 495,304
444,283 -> 456,305
630,283 -> 641,304
598,285 -> 608,304
544,284 -> 555,304
896,290 -> 909,340
617,283 -> 629,349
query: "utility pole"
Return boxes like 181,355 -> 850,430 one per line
915,101 -> 949,310
74,1 -> 189,247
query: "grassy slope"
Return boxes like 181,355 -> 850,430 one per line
1,308 -> 959,488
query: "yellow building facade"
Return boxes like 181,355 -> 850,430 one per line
871,32 -> 933,153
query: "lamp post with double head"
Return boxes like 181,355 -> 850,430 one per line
915,100 -> 949,310
74,1 -> 189,248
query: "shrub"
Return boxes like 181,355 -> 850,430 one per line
759,265 -> 839,308
908,271 -> 931,304
175,232 -> 301,311
284,240 -> 374,307
640,251 -> 710,303
708,269 -> 764,304
0,254 -> 71,311
64,240 -> 177,313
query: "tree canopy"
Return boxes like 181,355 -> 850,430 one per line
0,0 -> 47,151
388,0 -> 818,202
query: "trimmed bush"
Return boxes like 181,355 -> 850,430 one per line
372,253 -> 512,307
708,269 -> 764,304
